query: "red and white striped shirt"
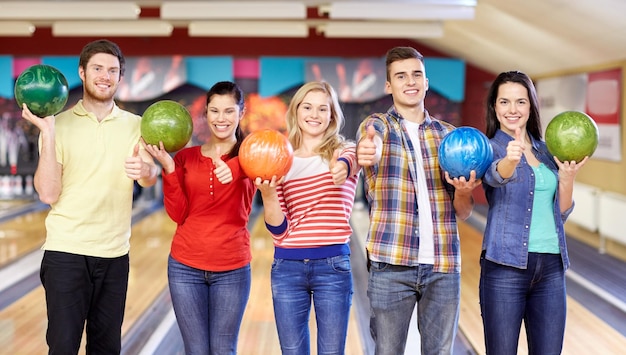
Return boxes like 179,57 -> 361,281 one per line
271,146 -> 359,249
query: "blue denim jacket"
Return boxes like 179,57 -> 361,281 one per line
482,130 -> 573,269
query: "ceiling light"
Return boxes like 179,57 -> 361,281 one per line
320,2 -> 475,21
0,1 -> 140,20
189,21 -> 309,37
319,21 -> 444,39
52,21 -> 173,37
162,1 -> 306,20
0,21 -> 35,36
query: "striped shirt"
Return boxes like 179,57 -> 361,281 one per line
270,145 -> 359,256
357,107 -> 461,273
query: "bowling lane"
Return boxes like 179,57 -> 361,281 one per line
124,208 -> 176,336
0,208 -> 48,268
0,207 -> 175,355
0,200 -> 31,213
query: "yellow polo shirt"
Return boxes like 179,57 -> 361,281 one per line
42,100 -> 141,257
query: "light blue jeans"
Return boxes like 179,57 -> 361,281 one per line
367,261 -> 460,355
271,255 -> 353,355
480,252 -> 566,355
167,255 -> 251,355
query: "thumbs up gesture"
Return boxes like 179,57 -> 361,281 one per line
214,146 -> 233,184
357,125 -> 380,166
125,143 -> 147,180
505,127 -> 525,164
330,149 -> 349,185
496,127 -> 526,179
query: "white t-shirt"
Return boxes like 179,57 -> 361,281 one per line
404,120 -> 435,264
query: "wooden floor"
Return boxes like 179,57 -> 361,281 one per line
0,208 -> 49,267
1,198 -> 625,354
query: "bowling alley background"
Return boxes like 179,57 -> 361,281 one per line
0,49 -> 625,209
0,53 -> 467,200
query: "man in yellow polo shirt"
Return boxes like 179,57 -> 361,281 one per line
21,39 -> 158,354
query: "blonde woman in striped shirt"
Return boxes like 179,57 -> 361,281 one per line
255,81 -> 360,355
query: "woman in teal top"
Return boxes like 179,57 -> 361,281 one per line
480,71 -> 588,354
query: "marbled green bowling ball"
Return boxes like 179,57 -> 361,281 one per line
14,64 -> 69,117
545,111 -> 599,163
141,100 -> 193,153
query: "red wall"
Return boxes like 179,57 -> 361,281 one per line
462,65 -> 496,205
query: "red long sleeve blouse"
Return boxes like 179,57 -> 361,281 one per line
162,146 -> 256,271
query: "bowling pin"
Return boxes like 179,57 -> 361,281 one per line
0,175 -> 11,198
8,130 -> 19,174
25,175 -> 34,196
0,116 -> 7,167
13,175 -> 23,196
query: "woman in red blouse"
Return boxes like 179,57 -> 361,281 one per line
144,81 -> 256,354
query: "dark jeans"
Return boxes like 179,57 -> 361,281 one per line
480,252 -> 566,355
40,250 -> 129,355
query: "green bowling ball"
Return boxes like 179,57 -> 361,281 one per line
141,100 -> 193,153
545,110 -> 599,163
14,64 -> 69,117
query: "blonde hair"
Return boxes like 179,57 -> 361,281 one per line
285,81 -> 347,162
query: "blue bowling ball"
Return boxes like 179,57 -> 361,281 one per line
438,126 -> 493,179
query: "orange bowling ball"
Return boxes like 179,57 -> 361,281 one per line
239,129 -> 293,180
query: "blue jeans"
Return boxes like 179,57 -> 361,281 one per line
40,251 -> 129,355
168,255 -> 251,355
480,253 -> 566,355
367,262 -> 460,355
271,255 -> 353,355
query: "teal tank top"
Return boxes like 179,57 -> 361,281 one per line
528,163 -> 560,254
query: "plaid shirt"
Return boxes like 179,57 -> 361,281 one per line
357,107 -> 461,273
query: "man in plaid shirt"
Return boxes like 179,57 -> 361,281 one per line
356,46 -> 482,355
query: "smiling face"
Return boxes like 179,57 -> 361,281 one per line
206,94 -> 243,142
296,90 -> 332,141
79,52 -> 121,103
494,81 -> 531,137
385,57 -> 429,111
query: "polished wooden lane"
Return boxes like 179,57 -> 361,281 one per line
0,208 -> 48,267
0,200 -> 32,215
124,209 -> 176,337
0,206 -> 176,355
458,220 -> 626,354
